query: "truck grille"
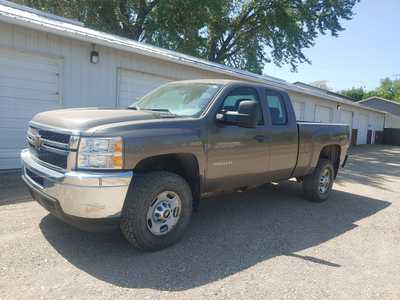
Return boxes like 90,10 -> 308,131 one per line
28,144 -> 68,169
38,129 -> 70,144
25,168 -> 45,186
27,126 -> 75,171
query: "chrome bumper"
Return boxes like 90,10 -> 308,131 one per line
21,149 -> 133,219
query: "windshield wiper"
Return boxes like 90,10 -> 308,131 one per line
146,108 -> 172,112
128,107 -> 171,112
128,107 -> 178,117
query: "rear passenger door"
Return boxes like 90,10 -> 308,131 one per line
263,89 -> 298,180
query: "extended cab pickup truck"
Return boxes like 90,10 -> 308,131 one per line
21,80 -> 349,251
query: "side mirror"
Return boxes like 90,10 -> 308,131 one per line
216,100 -> 259,128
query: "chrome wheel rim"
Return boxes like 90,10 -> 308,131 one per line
146,191 -> 182,236
319,168 -> 332,194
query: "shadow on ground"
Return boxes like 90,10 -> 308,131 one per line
337,145 -> 400,191
0,170 -> 31,206
39,180 -> 390,291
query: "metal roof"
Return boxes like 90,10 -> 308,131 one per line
0,0 -> 385,115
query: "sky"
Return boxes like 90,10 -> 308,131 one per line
264,0 -> 400,92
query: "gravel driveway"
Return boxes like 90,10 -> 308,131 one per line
1,145 -> 399,299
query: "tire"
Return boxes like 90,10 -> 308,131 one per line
302,159 -> 335,202
120,171 -> 193,251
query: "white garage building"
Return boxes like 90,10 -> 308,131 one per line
0,1 -> 386,169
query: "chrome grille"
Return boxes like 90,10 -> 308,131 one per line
27,126 -> 76,171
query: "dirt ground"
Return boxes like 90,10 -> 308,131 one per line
0,145 -> 399,299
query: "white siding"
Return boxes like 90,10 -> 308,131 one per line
386,114 -> 400,128
340,110 -> 353,141
0,21 -> 235,169
315,105 -> 333,122
117,68 -> 175,107
0,22 -> 235,110
288,91 -> 385,145
340,110 -> 353,129
292,100 -> 305,121
0,48 -> 62,169
356,114 -> 368,145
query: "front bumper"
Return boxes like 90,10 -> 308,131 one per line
21,149 -> 133,221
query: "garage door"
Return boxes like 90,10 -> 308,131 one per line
340,110 -> 353,140
292,101 -> 305,121
356,114 -> 368,145
315,105 -> 333,122
0,49 -> 62,169
117,68 -> 175,107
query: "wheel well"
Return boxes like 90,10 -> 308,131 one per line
319,145 -> 341,177
134,154 -> 201,207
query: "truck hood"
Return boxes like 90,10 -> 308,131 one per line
31,108 -> 161,131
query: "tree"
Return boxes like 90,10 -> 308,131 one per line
150,0 -> 360,73
15,0 -> 359,74
339,77 -> 400,102
339,87 -> 366,101
14,0 -> 160,41
371,77 -> 400,101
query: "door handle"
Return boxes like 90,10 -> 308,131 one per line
254,135 -> 268,142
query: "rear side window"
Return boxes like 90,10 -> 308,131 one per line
265,91 -> 287,125
221,87 -> 264,125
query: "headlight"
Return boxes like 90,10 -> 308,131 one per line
77,137 -> 123,169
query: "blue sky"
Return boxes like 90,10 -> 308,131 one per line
264,0 -> 400,91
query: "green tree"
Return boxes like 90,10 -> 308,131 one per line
339,77 -> 400,102
15,0 -> 359,74
370,77 -> 400,101
339,87 -> 366,101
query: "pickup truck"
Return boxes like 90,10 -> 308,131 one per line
21,79 -> 349,251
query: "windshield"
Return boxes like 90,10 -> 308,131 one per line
131,83 -> 222,117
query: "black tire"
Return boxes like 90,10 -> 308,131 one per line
120,171 -> 193,251
302,159 -> 335,202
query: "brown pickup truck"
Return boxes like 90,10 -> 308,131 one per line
21,79 -> 349,251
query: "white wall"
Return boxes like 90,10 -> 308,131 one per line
288,91 -> 385,144
0,21 -> 241,168
0,22 -> 236,110
386,114 -> 400,128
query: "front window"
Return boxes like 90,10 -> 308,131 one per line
131,82 -> 222,117
220,87 -> 264,125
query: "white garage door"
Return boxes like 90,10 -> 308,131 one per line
0,49 -> 62,169
340,110 -> 353,140
117,68 -> 175,107
356,114 -> 368,145
315,105 -> 333,122
292,101 -> 305,121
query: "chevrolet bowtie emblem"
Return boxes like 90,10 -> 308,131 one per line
32,134 -> 44,150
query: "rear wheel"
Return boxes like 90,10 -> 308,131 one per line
302,159 -> 334,202
120,171 -> 193,251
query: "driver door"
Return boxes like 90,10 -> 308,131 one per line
206,86 -> 270,192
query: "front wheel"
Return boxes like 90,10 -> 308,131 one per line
302,159 -> 335,202
120,171 -> 193,251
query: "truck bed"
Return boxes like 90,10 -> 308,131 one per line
293,122 -> 350,177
